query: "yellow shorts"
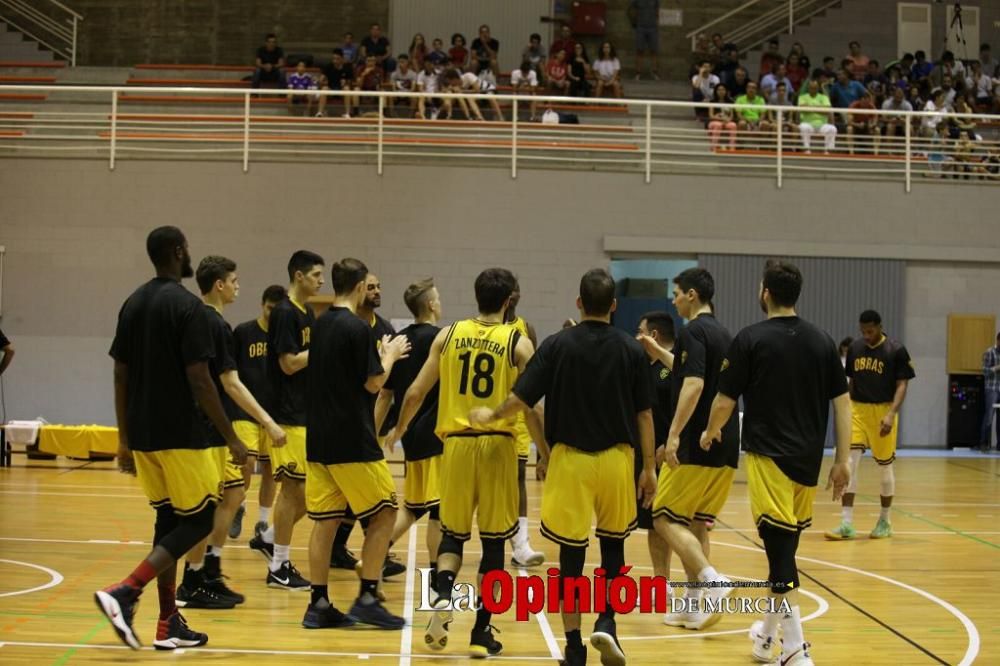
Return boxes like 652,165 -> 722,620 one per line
541,443 -> 637,546
270,425 -> 306,481
652,464 -> 735,526
850,401 -> 897,464
404,456 -> 441,513
746,452 -> 816,532
134,447 -> 224,516
440,432 -> 518,542
233,419 -> 272,463
306,459 -> 398,521
513,417 -> 531,462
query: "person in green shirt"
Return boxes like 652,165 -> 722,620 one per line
735,81 -> 773,133
797,79 -> 838,153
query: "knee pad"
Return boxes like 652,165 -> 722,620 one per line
428,505 -> 440,522
479,538 -> 505,575
408,506 -> 428,522
158,504 -> 216,560
438,532 -> 464,558
153,506 -> 179,547
847,448 -> 862,493
879,463 -> 895,497
759,524 -> 799,594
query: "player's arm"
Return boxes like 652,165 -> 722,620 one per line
663,376 -> 704,467
474,334 -> 539,420
828,391 -> 852,499
220,370 -> 287,447
637,334 -> 674,369
279,351 -> 308,375
375,389 -> 394,434
880,379 -> 908,436
396,329 -> 446,438
186,362 -> 246,464
112,360 -> 134,473
699,393 -> 737,451
636,407 -> 656,507
365,334 -> 410,394
0,341 -> 13,375
525,320 -> 538,348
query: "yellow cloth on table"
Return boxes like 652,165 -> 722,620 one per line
38,425 -> 118,458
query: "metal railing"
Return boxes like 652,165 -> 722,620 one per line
0,0 -> 82,65
0,84 -> 997,193
686,0 -> 841,54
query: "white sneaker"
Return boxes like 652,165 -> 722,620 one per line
663,610 -> 692,627
423,597 -> 452,651
773,642 -> 813,666
315,111 -> 325,117
749,620 -> 779,663
511,542 -> 545,567
684,575 -> 732,630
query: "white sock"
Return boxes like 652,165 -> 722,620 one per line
879,506 -> 890,521
208,544 -> 223,557
270,544 -> 290,572
780,605 -> 804,650
262,525 -> 275,543
762,609 -> 781,637
518,517 -> 530,545
842,505 -> 854,524
259,506 -> 272,524
240,499 -> 247,509
697,566 -> 719,582
189,560 -> 204,572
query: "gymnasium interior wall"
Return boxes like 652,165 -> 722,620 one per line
1,158 -> 998,446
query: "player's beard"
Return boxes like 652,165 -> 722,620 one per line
180,251 -> 194,278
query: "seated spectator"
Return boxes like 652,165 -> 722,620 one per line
706,83 -> 736,150
965,61 -> 993,107
692,60 -> 721,104
907,84 -> 924,113
761,63 -> 792,100
880,86 -> 913,149
429,38 -> 448,66
920,88 -> 948,138
252,33 -> 286,89
460,68 -> 503,120
885,65 -> 908,94
786,52 -> 808,92
471,24 -> 499,73
692,33 -> 714,71
439,69 -> 467,120
550,24 -> 577,60
864,60 -> 886,89
734,81 -> 772,134
821,56 -> 838,80
448,34 -> 468,70
522,33 -> 546,79
710,33 -> 726,60
766,82 -> 798,140
286,60 -> 317,116
846,90 -> 877,154
789,41 -> 811,70
728,66 -> 749,97
416,59 -> 443,119
714,47 -> 740,87
409,33 -> 428,71
949,96 -> 977,140
341,32 -> 358,65
511,60 -> 540,120
797,78 -> 837,153
361,23 -> 393,73
846,41 -> 869,80
940,74 -> 957,110
980,43 -> 998,77
768,80 -> 793,107
911,50 -> 934,86
830,69 -> 867,117
568,43 -> 591,97
935,50 -> 965,87
547,49 -> 570,95
317,48 -> 355,118
389,54 -> 418,116
759,38 -> 783,80
593,41 -> 623,99
354,54 -> 384,115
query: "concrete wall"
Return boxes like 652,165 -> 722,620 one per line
1,158 -> 998,446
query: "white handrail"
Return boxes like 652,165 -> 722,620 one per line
0,0 -> 83,65
686,0 -> 765,47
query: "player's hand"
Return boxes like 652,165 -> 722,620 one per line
879,414 -> 894,438
664,435 -> 681,469
383,428 -> 398,454
265,420 -> 287,448
468,407 -> 495,427
826,461 -> 851,501
227,437 -> 249,466
699,428 -> 721,451
655,444 -> 666,466
638,467 -> 657,509
536,457 -> 548,481
381,334 -> 411,362
117,442 -> 136,476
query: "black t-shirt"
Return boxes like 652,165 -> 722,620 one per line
306,306 -> 384,465
384,323 -> 443,461
109,277 -> 215,452
204,305 -> 238,444
232,319 -> 271,419
719,316 -> 849,486
370,313 -> 398,433
514,321 -> 651,453
267,298 -> 314,426
649,360 -> 674,445
0,327 -> 9,349
321,62 -> 354,89
471,37 -> 500,63
361,36 -> 390,58
257,46 -> 284,66
845,336 -> 915,403
672,314 -> 739,469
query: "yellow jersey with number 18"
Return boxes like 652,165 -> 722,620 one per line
435,318 -> 522,439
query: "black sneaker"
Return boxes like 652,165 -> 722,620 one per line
469,624 -> 503,658
382,553 -> 406,579
153,612 -> 208,650
177,582 -> 237,609
302,602 -> 356,629
229,504 -> 246,539
330,545 -> 359,570
590,616 -> 625,666
204,575 -> 245,605
560,643 -> 587,666
249,534 -> 274,563
348,597 -> 405,629
266,561 -> 310,591
94,584 -> 142,650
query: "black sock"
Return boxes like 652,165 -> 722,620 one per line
566,629 -> 583,648
311,584 -> 328,606
333,522 -> 353,549
360,578 -> 379,602
429,561 -> 438,591
473,597 -> 491,632
436,570 -> 456,601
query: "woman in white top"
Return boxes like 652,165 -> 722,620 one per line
593,41 -> 623,98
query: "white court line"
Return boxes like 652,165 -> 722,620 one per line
0,559 -> 64,598
516,565 -> 562,659
399,522 -> 418,666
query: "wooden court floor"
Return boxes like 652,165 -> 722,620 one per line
0,452 -> 996,665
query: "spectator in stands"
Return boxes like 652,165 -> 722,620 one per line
471,24 -> 499,74
706,83 -> 737,151
911,50 -> 934,87
448,34 -> 468,70
511,60 -> 540,120
355,54 -> 384,114
342,32 -> 358,65
692,33 -> 714,70
768,80 -> 792,107
966,61 -> 993,107
317,48 -> 355,118
252,33 -> 286,89
409,34 -> 428,71
439,69 -> 468,120
734,81 -> 771,134
429,38 -> 448,66
361,23 -> 393,74
286,60 -> 317,116
880,86 -> 913,150
786,52 -> 807,93
759,39 -> 782,81
935,50 -> 965,87
522,33 -> 546,79
885,65 -> 907,93
864,60 -> 886,89
710,33 -> 726,59
766,82 -> 798,143
416,59 -> 442,119
789,41 -> 810,70
846,41 -> 869,80
389,54 -> 418,116
761,63 -> 792,100
461,67 -> 504,121
980,44 -> 998,77
920,88 -> 948,138
547,48 -> 571,95
830,69 -> 867,121
940,74 -> 957,110
628,0 -> 661,80
550,24 -> 577,60
692,60 -> 720,120
729,66 -> 749,97
907,84 -> 925,116
593,41 -> 623,99
949,97 -> 977,139
797,78 -> 837,153
846,89 -> 877,154
568,42 -> 591,97
714,47 -> 740,88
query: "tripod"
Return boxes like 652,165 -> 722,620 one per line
946,1 -> 969,61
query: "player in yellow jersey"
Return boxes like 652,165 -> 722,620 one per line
504,281 -> 546,567
395,268 -> 545,658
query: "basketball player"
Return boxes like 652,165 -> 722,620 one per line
230,284 -> 286,540
701,259 -> 851,666
396,267 -> 543,657
505,281 -> 546,567
826,309 -> 914,540
178,258 -> 288,609
474,268 -> 657,666
302,258 -> 410,629
248,250 -> 324,590
650,268 -> 739,630
96,226 -> 246,650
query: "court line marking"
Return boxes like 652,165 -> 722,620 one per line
0,559 -> 64,598
399,523 -> 418,666
515,565 -> 561,659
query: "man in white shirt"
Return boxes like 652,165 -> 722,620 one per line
511,62 -> 539,120
389,54 -> 418,116
416,59 -> 441,119
880,87 -> 913,143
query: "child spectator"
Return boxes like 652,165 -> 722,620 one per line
409,34 -> 427,71
448,34 -> 468,70
547,48 -> 570,95
470,24 -> 499,73
568,42 -> 591,97
286,60 -> 317,116
341,32 -> 358,64
252,33 -> 286,89
797,78 -> 837,153
429,38 -> 448,66
317,48 -> 355,118
389,54 -> 418,116
706,83 -> 737,150
593,41 -> 623,98
522,33 -> 546,78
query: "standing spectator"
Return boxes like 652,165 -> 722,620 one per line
389,54 -> 418,116
0,326 -> 13,377
846,90 -> 878,154
710,33 -> 726,60
470,24 -> 499,74
761,63 -> 792,100
522,33 -> 546,78
511,61 -> 540,120
341,32 -> 358,65
846,41 -> 869,80
409,34 -> 428,71
786,52 -> 807,93
550,24 -> 577,60
567,42 -> 591,97
981,333 -> 1000,451
317,49 -> 355,118
980,43 -> 998,77
759,39 -> 783,81
628,0 -> 660,80
361,23 -> 393,73
252,33 -> 286,89
734,81 -> 771,134
797,79 -> 837,153
593,41 -> 623,99
880,87 -> 913,151
706,83 -> 737,151
547,49 -> 570,95
286,61 -> 317,116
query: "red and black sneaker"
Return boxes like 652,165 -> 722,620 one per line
153,612 -> 208,651
94,584 -> 142,650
